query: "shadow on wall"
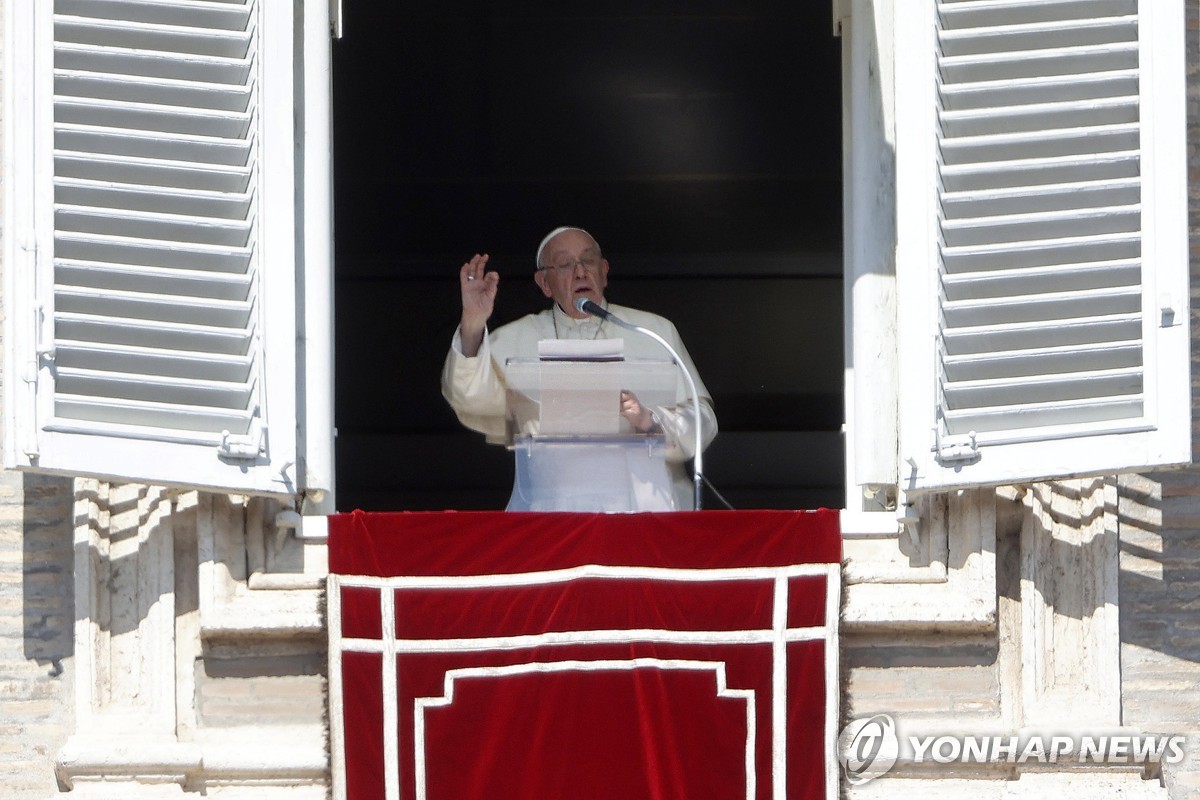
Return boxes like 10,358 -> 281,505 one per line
21,473 -> 75,675
1023,478 -> 1116,623
1119,471 -> 1200,666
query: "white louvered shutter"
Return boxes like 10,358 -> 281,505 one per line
3,0 -> 323,495
894,0 -> 1189,492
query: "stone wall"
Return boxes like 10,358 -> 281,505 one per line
0,474 -> 327,799
0,473 -> 75,798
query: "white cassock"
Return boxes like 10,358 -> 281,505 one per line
442,301 -> 718,510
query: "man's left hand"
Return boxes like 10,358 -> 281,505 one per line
620,390 -> 655,433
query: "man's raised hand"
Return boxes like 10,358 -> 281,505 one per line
459,253 -> 498,357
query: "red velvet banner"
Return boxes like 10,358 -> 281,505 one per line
329,510 -> 842,800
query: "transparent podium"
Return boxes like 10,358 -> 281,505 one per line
504,358 -> 678,512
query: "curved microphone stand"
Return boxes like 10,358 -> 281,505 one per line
574,298 -> 704,510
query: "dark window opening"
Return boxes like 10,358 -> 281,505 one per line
333,2 -> 843,510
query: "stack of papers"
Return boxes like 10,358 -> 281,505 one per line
537,338 -> 624,361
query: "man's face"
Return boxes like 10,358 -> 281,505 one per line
534,229 -> 610,318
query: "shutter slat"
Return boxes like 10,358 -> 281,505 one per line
940,70 -> 1138,111
54,15 -> 253,59
56,43 -> 251,84
943,367 -> 1142,408
943,395 -> 1144,434
940,96 -> 1137,138
938,16 -> 1138,58
56,70 -> 251,112
57,368 -> 253,408
57,0 -> 252,31
55,232 -> 251,272
939,43 -> 1137,83
941,204 -> 1140,246
941,178 -> 1140,217
56,287 -> 253,328
941,123 -> 1139,165
55,340 -> 253,383
941,314 -> 1141,356
56,205 -> 252,247
56,125 -> 251,166
940,150 -> 1140,192
56,178 -> 252,218
942,258 -> 1140,299
944,341 -> 1142,382
942,232 -> 1140,272
943,286 -> 1140,328
55,97 -> 251,138
938,0 -> 1137,29
55,152 -> 252,193
56,261 -> 252,301
55,395 -> 254,434
56,313 -> 253,356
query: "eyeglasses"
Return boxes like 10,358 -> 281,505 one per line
538,254 -> 602,274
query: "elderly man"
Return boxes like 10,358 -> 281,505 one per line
441,226 -> 717,510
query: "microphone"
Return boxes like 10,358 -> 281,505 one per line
572,295 -> 706,510
574,297 -> 610,320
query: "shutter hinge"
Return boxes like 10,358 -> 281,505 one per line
35,302 -> 55,361
24,302 -> 54,383
22,302 -> 53,460
219,422 -> 267,460
934,427 -> 980,466
1160,293 -> 1180,327
897,504 -> 921,549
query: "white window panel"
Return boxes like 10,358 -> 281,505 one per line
894,0 -> 1190,491
3,0 -> 333,497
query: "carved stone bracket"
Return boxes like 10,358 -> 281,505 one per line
56,480 -> 328,797
842,490 -> 998,631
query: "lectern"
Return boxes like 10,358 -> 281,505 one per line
503,357 -> 677,512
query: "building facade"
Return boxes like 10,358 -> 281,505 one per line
2,0 -> 1199,797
